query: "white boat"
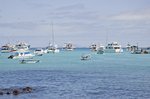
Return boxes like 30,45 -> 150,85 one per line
90,43 -> 99,51
8,51 -> 34,59
20,59 -> 40,64
1,43 -> 15,53
46,23 -> 60,53
34,49 -> 46,56
46,43 -> 60,53
81,54 -> 91,60
14,42 -> 30,52
97,46 -> 104,54
63,43 -> 74,51
104,42 -> 123,53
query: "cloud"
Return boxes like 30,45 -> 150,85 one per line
0,22 -> 38,30
55,3 -> 85,11
109,10 -> 150,21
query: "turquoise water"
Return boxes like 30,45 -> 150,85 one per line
0,48 -> 150,99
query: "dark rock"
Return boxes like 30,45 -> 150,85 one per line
6,92 -> 11,95
13,89 -> 20,95
0,91 -> 3,95
23,87 -> 32,93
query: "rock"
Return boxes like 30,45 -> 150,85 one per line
23,87 -> 32,93
13,89 -> 20,95
6,91 -> 11,95
0,91 -> 3,95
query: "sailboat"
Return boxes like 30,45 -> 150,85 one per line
46,22 -> 60,53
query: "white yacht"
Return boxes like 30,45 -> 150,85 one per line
63,43 -> 74,51
90,43 -> 99,51
104,42 -> 123,53
8,51 -> 34,59
1,43 -> 15,53
14,42 -> 30,52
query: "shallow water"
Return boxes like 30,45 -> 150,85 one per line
0,48 -> 150,99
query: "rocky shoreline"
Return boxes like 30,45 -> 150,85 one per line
0,86 -> 33,96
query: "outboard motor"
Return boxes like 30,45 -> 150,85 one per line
8,55 -> 14,59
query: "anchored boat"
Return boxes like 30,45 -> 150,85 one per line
104,42 -> 123,53
8,51 -> 34,59
81,54 -> 91,60
20,59 -> 40,64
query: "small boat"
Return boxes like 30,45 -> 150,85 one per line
90,43 -> 99,51
8,51 -> 34,59
20,59 -> 40,64
1,43 -> 15,53
34,49 -> 46,56
81,54 -> 91,60
97,46 -> 104,54
63,43 -> 74,51
131,50 -> 142,54
46,44 -> 60,53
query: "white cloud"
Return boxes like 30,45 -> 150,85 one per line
110,10 -> 150,21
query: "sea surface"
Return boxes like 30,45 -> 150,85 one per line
0,48 -> 150,99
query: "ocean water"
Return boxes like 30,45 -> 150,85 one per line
0,48 -> 150,99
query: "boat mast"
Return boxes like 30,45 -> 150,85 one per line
51,22 -> 54,46
105,28 -> 108,46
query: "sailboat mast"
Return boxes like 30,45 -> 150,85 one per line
51,22 -> 54,46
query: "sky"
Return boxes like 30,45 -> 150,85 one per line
0,0 -> 150,47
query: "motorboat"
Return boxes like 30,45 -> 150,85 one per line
34,49 -> 46,56
104,42 -> 123,53
63,43 -> 74,51
20,59 -> 40,64
126,44 -> 139,52
1,43 -> 15,53
97,46 -> 104,54
81,54 -> 91,60
14,42 -> 30,52
90,43 -> 99,51
8,51 -> 34,59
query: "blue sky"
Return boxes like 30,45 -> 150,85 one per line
0,0 -> 150,47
